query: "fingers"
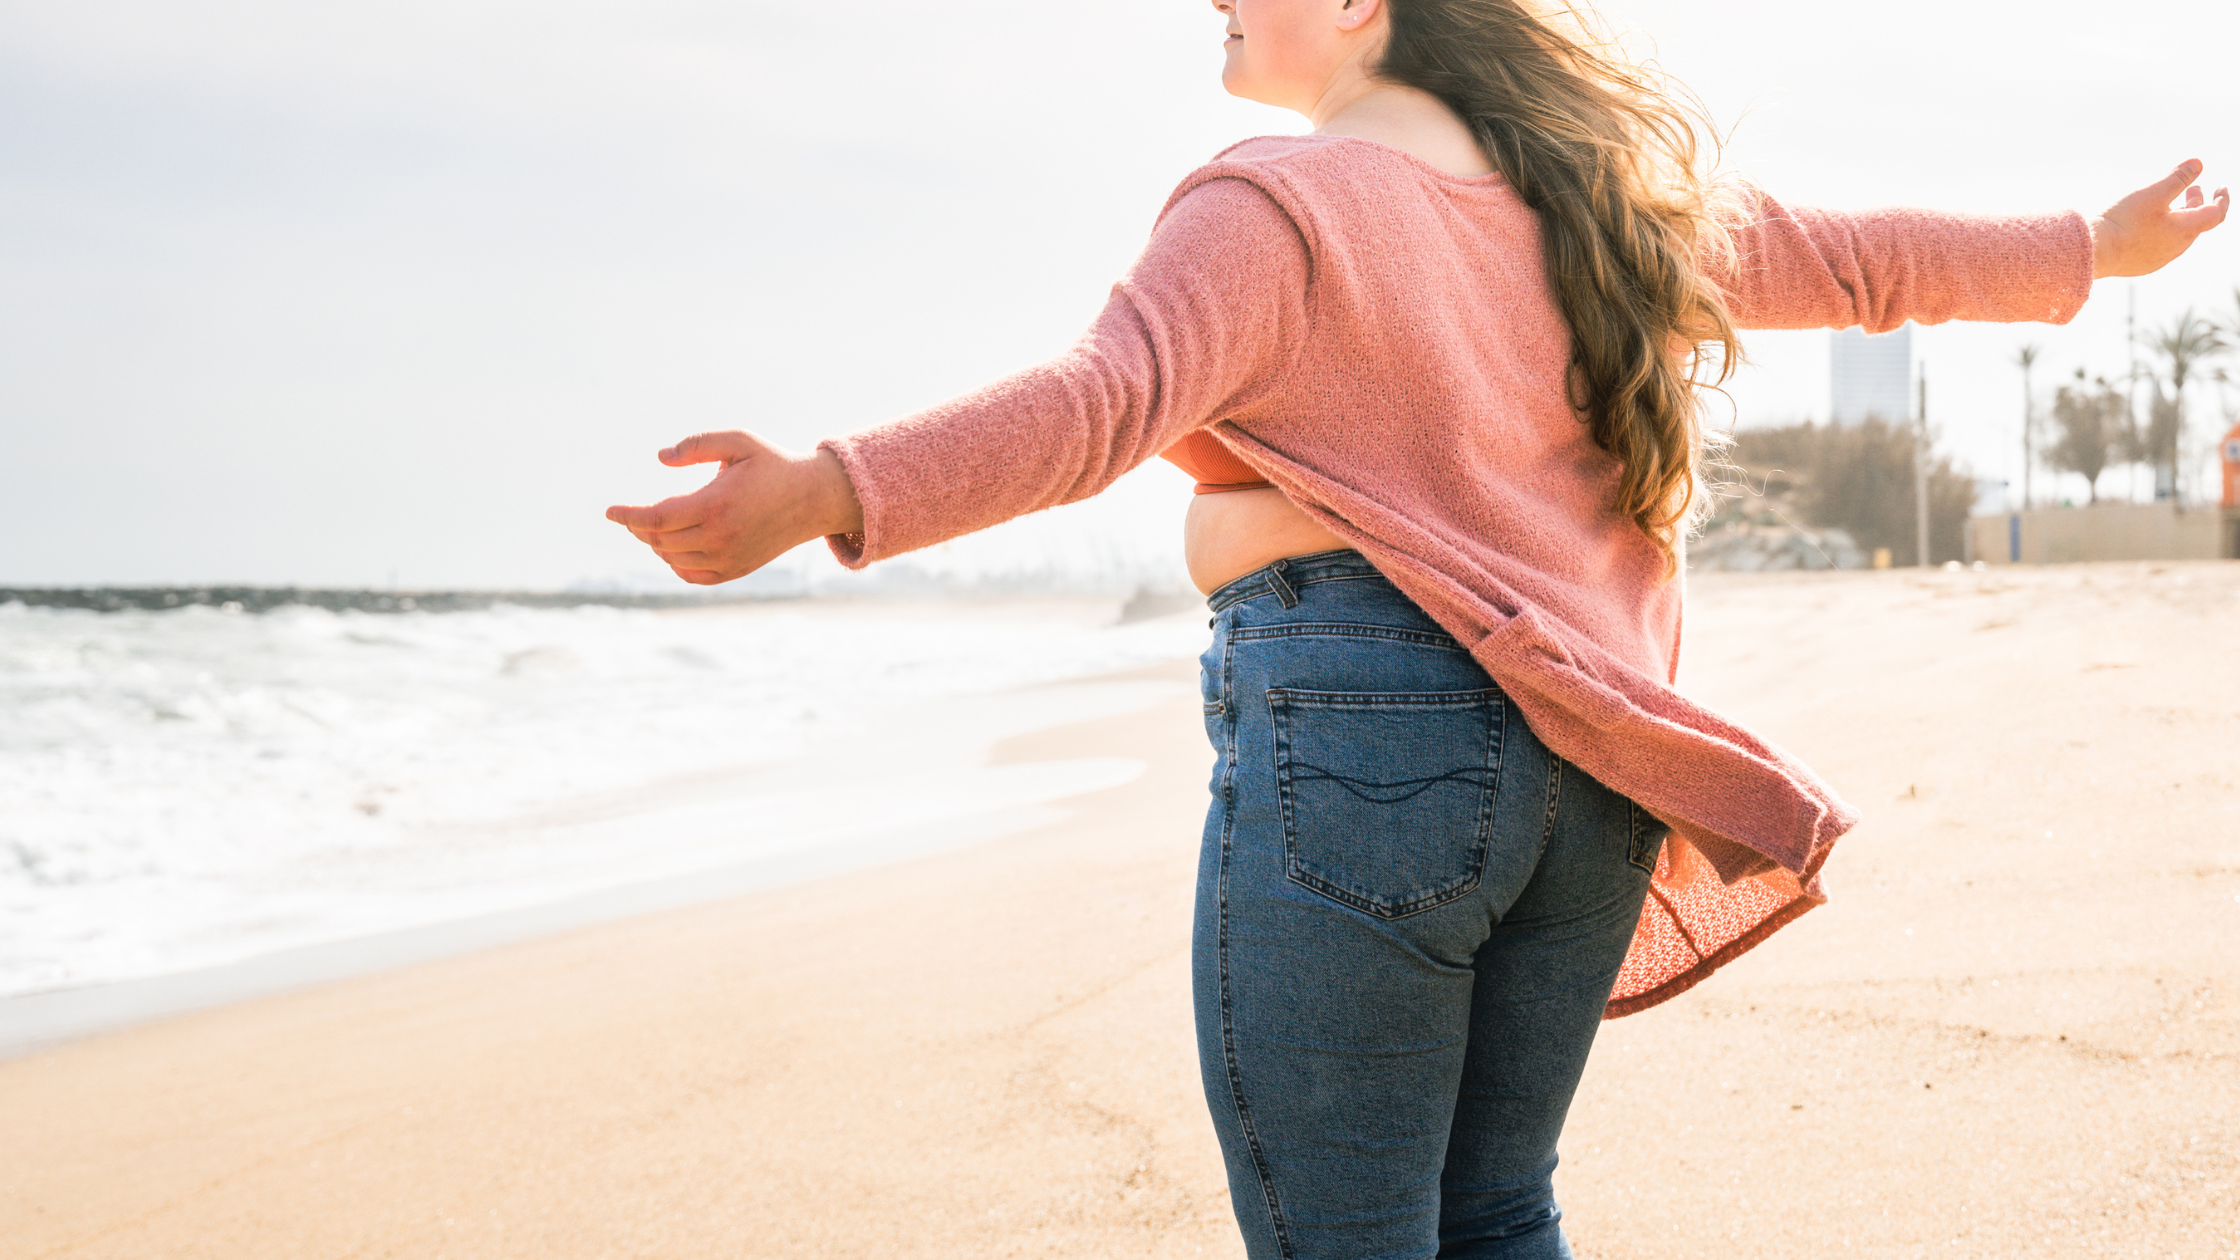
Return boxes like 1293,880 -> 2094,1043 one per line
619,520 -> 712,549
626,532 -> 732,585
2146,159 -> 2205,204
2099,165 -> 2227,277
606,499 -> 699,532
660,431 -> 763,467
2171,187 -> 2231,237
611,438 -> 755,528
611,511 -> 740,582
607,431 -> 807,586
607,478 -> 729,531
648,538 -> 716,566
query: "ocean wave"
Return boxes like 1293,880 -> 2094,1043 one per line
0,597 -> 1206,997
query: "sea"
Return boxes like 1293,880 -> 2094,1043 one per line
0,591 -> 1208,1004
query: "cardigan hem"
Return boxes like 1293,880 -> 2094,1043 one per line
1601,887 -> 1825,1019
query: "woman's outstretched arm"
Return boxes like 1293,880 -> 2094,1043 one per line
1713,160 -> 2228,332
606,177 -> 1312,585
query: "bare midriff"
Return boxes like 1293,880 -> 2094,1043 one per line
1183,488 -> 1350,595
1162,431 -> 1350,593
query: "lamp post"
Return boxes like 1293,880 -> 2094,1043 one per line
1915,370 -> 1931,567
2014,344 -> 2040,511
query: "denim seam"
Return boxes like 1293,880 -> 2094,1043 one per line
1626,802 -> 1664,875
1538,755 -> 1566,869
1264,688 -> 1498,709
1214,631 -> 1294,1256
1227,623 -> 1463,650
1487,691 -> 1511,886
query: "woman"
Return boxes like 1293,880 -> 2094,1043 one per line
608,1 -> 2225,1254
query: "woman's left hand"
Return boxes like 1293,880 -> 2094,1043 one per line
2092,160 -> 2229,279
606,431 -> 864,586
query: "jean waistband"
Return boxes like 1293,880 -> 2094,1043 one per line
1205,549 -> 1385,614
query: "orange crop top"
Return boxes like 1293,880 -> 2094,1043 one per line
1161,429 -> 1274,494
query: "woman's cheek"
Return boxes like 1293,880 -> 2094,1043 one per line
1232,0 -> 1308,89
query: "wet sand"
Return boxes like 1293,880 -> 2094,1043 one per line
3,563 -> 2235,1258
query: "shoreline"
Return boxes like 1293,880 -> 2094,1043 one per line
0,647 -> 1201,1058
0,585 -> 1209,618
0,794 -> 1081,1060
4,565 -> 2234,1258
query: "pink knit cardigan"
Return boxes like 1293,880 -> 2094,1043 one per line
822,135 -> 2093,1016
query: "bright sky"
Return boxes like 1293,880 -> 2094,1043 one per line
1,0 -> 2233,588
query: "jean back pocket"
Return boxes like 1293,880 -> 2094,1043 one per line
1270,688 -> 1505,919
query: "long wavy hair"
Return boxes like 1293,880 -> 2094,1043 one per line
1377,0 -> 1740,575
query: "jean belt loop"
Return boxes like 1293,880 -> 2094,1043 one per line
1266,558 -> 1300,610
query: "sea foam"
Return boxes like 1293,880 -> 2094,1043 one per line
0,596 -> 1205,998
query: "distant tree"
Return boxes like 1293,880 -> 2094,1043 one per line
2145,309 -> 2227,504
2138,379 -> 2181,496
1724,420 -> 1974,563
2046,370 -> 2127,503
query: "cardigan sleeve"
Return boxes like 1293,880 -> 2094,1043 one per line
818,177 -> 1312,568
1708,183 -> 2096,333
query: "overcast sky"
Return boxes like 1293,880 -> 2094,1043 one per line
1,0 -> 2233,589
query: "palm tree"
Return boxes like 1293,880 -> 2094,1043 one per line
2013,343 -> 2041,509
2146,310 -> 2227,506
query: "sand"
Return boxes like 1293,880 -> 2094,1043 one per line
3,562 -> 2235,1259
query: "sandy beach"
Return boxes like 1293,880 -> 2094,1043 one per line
4,562 -> 2236,1259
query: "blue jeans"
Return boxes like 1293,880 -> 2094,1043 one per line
1194,551 -> 1665,1260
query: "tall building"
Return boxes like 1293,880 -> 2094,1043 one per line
1830,324 -> 1913,425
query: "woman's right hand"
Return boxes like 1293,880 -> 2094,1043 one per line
606,431 -> 864,586
2092,160 -> 2229,279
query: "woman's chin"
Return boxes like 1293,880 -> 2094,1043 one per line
1218,64 -> 1272,107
